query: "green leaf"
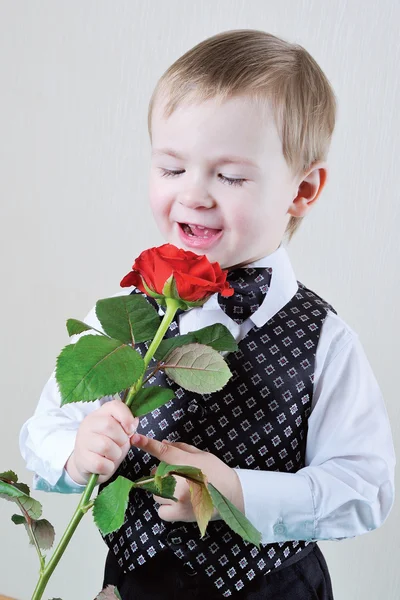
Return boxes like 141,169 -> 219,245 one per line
134,474 -> 177,501
208,483 -> 262,548
0,473 -> 30,496
130,386 -> 175,417
66,318 -> 106,338
153,333 -> 197,361
55,334 -> 145,405
96,295 -> 161,345
31,518 -> 55,550
0,480 -> 42,519
151,462 -> 214,537
11,514 -> 25,524
163,343 -> 232,393
14,482 -> 30,495
154,462 -> 205,498
155,461 -> 205,484
93,476 -> 134,535
0,480 -> 25,500
154,324 -> 238,362
16,518 -> 55,550
0,470 -> 18,482
193,323 -> 238,353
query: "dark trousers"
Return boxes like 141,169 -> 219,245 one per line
102,544 -> 334,599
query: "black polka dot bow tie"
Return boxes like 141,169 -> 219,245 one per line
217,267 -> 273,324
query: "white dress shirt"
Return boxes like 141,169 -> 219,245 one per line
19,245 -> 396,544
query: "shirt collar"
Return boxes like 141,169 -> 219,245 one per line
201,243 -> 299,327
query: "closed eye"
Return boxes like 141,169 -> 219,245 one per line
158,168 -> 246,187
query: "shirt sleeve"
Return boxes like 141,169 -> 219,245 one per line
32,471 -> 87,494
19,303 -> 114,491
234,320 -> 396,544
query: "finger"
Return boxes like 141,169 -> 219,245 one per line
153,494 -> 174,505
101,399 -> 140,437
91,415 -> 137,447
162,440 -> 200,454
157,504 -> 177,522
84,450 -> 115,477
131,433 -> 188,465
89,434 -> 124,462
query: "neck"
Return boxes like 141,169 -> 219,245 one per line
225,244 -> 281,270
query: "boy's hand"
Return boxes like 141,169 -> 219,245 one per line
130,433 -> 244,522
65,397 -> 139,485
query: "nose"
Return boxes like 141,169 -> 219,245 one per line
178,181 -> 216,210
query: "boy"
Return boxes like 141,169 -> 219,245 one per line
19,29 -> 395,599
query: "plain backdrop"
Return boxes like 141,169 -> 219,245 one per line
0,1 -> 399,599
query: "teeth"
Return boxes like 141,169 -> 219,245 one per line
180,222 -> 220,239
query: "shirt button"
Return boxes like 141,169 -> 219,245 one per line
183,563 -> 198,576
187,400 -> 206,418
273,522 -> 287,536
166,530 -> 183,545
188,400 -> 199,412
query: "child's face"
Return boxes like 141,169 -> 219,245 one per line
149,94 -> 301,269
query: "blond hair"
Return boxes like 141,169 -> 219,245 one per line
147,29 -> 337,240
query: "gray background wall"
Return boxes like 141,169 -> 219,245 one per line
1,1 -> 398,598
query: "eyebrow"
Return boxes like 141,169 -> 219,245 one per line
152,148 -> 259,169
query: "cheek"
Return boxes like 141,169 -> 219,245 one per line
227,202 -> 258,234
149,178 -> 170,219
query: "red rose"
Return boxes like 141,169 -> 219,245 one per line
120,243 -> 233,306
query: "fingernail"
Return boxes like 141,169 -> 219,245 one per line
131,433 -> 140,444
128,418 -> 139,434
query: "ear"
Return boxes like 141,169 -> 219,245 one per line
287,162 -> 328,218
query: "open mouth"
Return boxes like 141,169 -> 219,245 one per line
177,222 -> 223,249
179,223 -> 222,238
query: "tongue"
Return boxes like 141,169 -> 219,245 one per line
189,224 -> 221,236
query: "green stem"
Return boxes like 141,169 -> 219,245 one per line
31,481 -> 95,599
125,298 -> 181,409
30,296 -> 181,600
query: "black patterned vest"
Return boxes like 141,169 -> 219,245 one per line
98,282 -> 336,597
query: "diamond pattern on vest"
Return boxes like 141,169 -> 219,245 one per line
98,282 -> 336,597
